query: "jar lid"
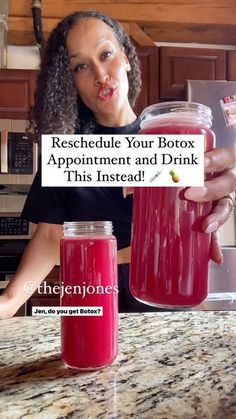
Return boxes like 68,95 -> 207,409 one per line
63,221 -> 113,236
140,101 -> 213,128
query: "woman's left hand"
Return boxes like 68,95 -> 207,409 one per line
184,147 -> 236,264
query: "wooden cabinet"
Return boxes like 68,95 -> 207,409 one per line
134,45 -> 159,114
27,266 -> 60,315
160,47 -> 227,100
0,46 -> 231,119
0,69 -> 38,119
227,50 -> 236,81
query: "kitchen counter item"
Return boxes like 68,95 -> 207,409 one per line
0,312 -> 235,418
60,221 -> 118,370
196,247 -> 236,310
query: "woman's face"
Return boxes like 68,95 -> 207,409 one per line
66,18 -> 132,126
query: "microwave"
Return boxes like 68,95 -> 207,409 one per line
0,130 -> 38,184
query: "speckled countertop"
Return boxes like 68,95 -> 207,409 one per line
0,312 -> 236,419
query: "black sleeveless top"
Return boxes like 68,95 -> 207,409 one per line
21,118 -> 141,250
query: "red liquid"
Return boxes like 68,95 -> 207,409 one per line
60,236 -> 118,369
130,123 -> 215,307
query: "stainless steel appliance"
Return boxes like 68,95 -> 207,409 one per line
0,130 -> 38,185
187,79 -> 236,245
187,80 -> 236,310
197,248 -> 236,310
0,192 -> 35,315
186,80 -> 236,151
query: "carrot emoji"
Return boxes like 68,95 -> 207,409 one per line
169,170 -> 180,183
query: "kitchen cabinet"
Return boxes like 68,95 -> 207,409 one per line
227,50 -> 236,81
0,69 -> 38,119
134,45 -> 159,114
0,47 -> 235,118
160,47 -> 226,100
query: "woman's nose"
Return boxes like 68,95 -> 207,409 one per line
94,64 -> 109,85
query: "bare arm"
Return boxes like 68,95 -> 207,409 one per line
0,223 -> 63,319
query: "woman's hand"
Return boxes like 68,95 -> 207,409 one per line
184,147 -> 236,264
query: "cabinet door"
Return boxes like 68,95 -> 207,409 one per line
0,69 -> 38,119
160,47 -> 226,100
134,45 -> 159,115
227,51 -> 236,81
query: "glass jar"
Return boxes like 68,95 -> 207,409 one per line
130,102 -> 216,308
60,221 -> 118,370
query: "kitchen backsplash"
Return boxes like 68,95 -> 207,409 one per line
0,119 -> 30,132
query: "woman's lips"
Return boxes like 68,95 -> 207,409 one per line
98,84 -> 117,101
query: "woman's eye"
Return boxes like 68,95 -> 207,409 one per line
73,63 -> 88,73
101,50 -> 114,60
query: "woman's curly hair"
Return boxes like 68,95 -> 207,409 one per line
31,10 -> 142,136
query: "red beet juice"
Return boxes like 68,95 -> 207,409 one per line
60,221 -> 118,370
130,103 -> 215,308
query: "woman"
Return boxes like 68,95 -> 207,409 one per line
0,10 -> 235,318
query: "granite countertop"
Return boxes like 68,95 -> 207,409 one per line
0,312 -> 236,419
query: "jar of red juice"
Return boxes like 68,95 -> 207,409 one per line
60,221 -> 118,370
130,101 -> 215,308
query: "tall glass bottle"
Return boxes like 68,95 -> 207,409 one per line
60,221 -> 118,370
130,102 -> 215,308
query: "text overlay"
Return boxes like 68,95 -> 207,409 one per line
41,134 -> 205,187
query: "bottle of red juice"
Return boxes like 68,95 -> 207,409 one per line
130,101 -> 216,308
60,221 -> 118,370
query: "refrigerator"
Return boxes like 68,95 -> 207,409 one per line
187,80 -> 236,310
187,80 -> 236,150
